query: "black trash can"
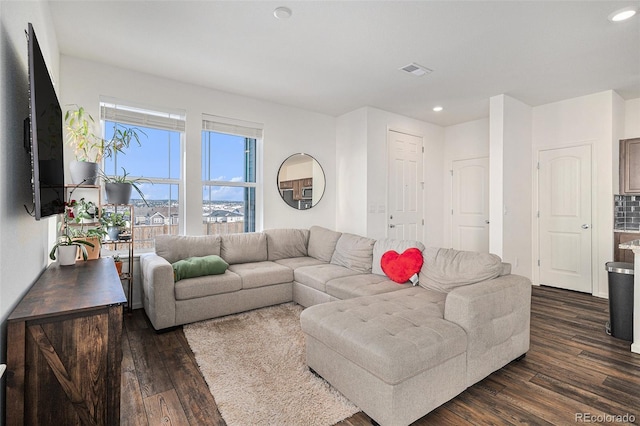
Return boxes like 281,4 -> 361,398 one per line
605,262 -> 634,341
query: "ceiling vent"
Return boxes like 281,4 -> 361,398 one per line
399,63 -> 433,76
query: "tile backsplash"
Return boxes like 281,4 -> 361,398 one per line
615,195 -> 640,230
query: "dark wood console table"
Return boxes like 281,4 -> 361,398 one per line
5,258 -> 126,425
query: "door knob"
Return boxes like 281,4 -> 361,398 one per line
485,220 -> 490,224
389,224 -> 396,229
581,224 -> 590,229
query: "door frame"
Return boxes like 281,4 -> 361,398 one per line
533,142 -> 597,294
385,127 -> 425,241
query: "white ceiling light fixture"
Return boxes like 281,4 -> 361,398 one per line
433,106 -> 444,112
274,6 -> 292,20
609,6 -> 637,22
399,62 -> 433,77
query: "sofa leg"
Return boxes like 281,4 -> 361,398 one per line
514,353 -> 526,362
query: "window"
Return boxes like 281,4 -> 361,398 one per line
101,101 -> 185,251
202,114 -> 262,235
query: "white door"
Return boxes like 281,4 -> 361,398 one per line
387,130 -> 423,240
538,145 -> 592,293
451,157 -> 490,252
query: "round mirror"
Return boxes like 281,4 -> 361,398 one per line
277,153 -> 325,210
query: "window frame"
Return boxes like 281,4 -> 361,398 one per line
100,100 -> 186,250
201,114 -> 263,235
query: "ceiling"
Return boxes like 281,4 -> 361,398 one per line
49,0 -> 640,127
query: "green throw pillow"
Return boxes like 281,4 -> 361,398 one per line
172,255 -> 229,282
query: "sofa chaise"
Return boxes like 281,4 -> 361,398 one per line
139,226 -> 531,426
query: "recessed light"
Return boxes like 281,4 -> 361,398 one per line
274,6 -> 292,20
433,106 -> 443,112
609,6 -> 637,22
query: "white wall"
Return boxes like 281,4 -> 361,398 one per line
532,90 -> 618,298
0,0 -> 60,419
443,118 -> 489,247
336,107 -> 368,235
336,107 -> 445,246
501,96 -> 533,279
60,56 -> 337,234
625,98 -> 640,138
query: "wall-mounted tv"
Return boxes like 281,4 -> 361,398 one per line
26,22 -> 65,220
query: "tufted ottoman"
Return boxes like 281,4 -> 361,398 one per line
300,286 -> 468,426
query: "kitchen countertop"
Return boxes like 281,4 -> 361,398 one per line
619,239 -> 640,249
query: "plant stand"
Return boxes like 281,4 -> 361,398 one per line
101,203 -> 134,313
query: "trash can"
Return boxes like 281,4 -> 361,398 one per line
605,262 -> 634,341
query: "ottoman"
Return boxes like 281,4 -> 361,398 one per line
300,287 -> 468,426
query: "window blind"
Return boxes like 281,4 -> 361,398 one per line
100,99 -> 186,132
202,113 -> 263,139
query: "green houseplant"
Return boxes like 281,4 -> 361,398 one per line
66,198 -> 105,260
101,211 -> 128,241
113,254 -> 123,275
65,106 -> 103,184
50,199 -> 95,265
65,105 -> 146,184
101,167 -> 152,206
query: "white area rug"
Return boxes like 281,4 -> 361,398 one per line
183,303 -> 359,426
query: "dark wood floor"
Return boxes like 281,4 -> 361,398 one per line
121,286 -> 640,425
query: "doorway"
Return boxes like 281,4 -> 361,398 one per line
387,130 -> 423,240
538,145 -> 592,293
451,157 -> 490,252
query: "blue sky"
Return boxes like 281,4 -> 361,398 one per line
104,123 -> 250,202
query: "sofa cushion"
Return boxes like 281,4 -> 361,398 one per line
419,247 -> 503,293
174,270 -> 242,300
221,232 -> 268,264
330,233 -> 376,273
228,261 -> 294,289
274,256 -> 325,269
372,238 -> 426,276
308,226 -> 342,262
155,234 -> 221,264
172,255 -> 228,282
294,263 -> 361,292
264,228 -> 309,260
326,274 -> 412,300
300,287 -> 463,385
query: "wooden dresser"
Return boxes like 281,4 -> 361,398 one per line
5,257 -> 126,425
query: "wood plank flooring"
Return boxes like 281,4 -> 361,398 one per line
121,286 -> 640,425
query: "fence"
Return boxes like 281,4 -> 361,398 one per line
132,222 -> 246,250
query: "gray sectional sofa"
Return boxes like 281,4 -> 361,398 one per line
139,226 -> 531,426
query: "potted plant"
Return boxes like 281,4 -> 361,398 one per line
65,105 -> 145,185
101,167 -> 152,206
65,198 -> 105,260
50,200 -> 95,266
113,254 -> 123,275
101,211 -> 127,241
64,105 -> 102,184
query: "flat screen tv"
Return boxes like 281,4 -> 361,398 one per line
26,22 -> 65,220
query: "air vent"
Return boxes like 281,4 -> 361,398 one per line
399,63 -> 433,76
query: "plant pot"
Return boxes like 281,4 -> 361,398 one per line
114,261 -> 123,275
57,245 -> 78,266
107,226 -> 121,241
105,182 -> 133,205
69,160 -> 99,185
74,236 -> 100,260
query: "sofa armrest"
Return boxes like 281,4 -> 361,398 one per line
444,274 -> 531,386
140,252 -> 176,330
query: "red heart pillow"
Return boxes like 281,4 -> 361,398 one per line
381,248 -> 424,283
